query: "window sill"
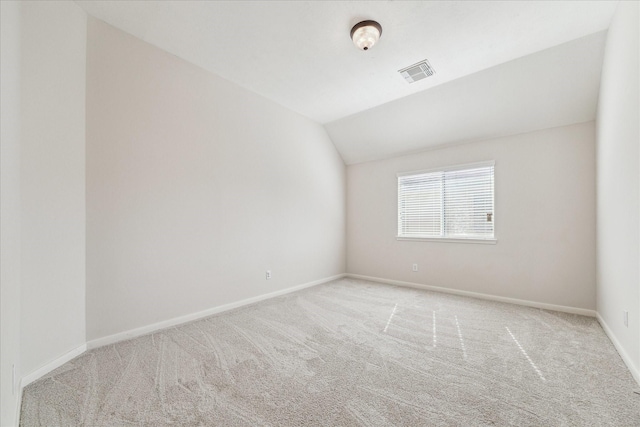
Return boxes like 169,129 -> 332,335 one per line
396,236 -> 497,244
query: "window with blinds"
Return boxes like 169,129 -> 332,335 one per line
397,162 -> 495,241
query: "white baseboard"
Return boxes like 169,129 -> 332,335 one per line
21,343 -> 87,389
87,273 -> 346,350
12,274 -> 345,424
8,378 -> 23,427
346,274 -> 596,317
596,313 -> 640,386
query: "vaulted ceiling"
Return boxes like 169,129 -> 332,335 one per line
75,0 -> 617,164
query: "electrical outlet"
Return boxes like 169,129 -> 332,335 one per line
412,264 -> 418,272
266,270 -> 271,280
623,310 -> 628,327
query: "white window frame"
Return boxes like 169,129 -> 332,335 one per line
397,160 -> 497,244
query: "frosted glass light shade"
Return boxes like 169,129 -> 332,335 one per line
350,20 -> 382,51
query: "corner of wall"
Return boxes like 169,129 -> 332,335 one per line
595,0 -> 640,384
18,0 -> 88,399
0,0 -> 22,425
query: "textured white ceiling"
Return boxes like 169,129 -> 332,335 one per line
75,1 -> 617,125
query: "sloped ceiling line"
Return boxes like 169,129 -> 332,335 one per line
75,0 -> 616,164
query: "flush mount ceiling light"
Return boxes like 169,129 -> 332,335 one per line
350,20 -> 382,51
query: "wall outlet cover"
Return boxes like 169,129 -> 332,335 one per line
623,310 -> 628,327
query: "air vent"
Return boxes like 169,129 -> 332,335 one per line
399,60 -> 435,83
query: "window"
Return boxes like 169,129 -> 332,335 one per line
397,161 -> 495,243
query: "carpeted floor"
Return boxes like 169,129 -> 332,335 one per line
21,278 -> 640,426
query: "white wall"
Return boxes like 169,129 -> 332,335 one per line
347,122 -> 596,311
596,0 -> 640,380
85,19 -> 346,341
20,1 -> 87,377
1,2 -> 22,425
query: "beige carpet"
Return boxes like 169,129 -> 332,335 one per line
21,278 -> 640,426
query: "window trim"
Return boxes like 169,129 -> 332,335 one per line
396,160 -> 497,244
396,236 -> 497,244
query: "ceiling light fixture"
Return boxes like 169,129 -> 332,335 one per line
350,20 -> 382,51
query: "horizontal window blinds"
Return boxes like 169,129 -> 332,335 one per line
398,171 -> 443,236
398,164 -> 494,239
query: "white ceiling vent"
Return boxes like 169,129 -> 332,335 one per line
399,60 -> 435,83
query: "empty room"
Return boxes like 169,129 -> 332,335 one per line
1,1 -> 639,426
